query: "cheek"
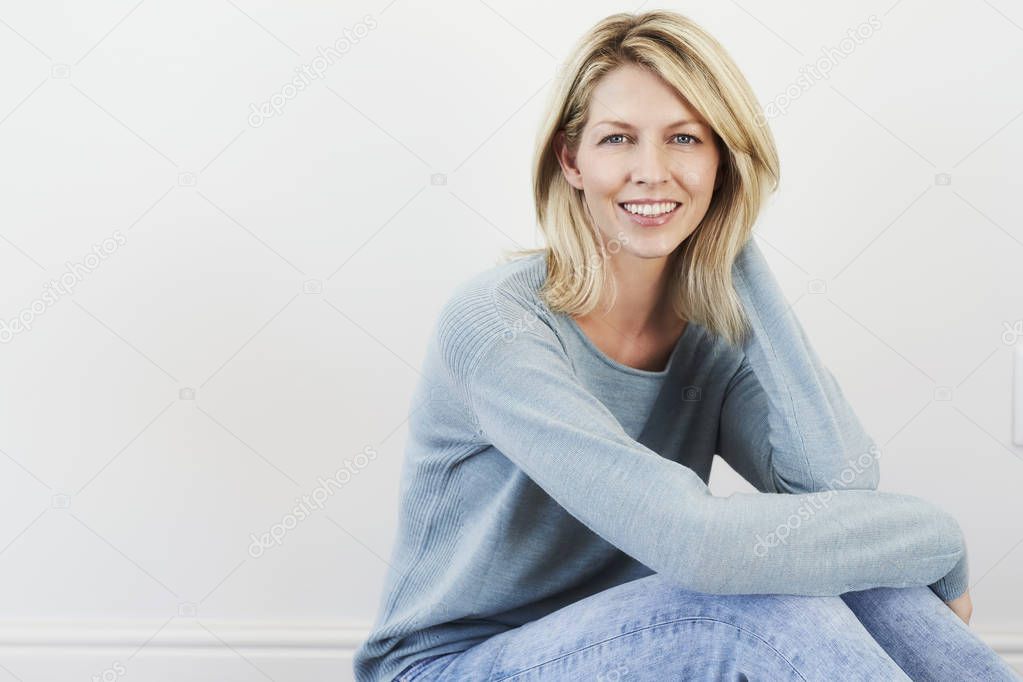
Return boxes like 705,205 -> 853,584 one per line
578,149 -> 626,179
677,171 -> 707,194
677,160 -> 719,195
581,183 -> 617,211
581,168 -> 623,201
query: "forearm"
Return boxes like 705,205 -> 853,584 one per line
725,239 -> 966,597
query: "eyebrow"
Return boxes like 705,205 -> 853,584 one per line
592,118 -> 706,130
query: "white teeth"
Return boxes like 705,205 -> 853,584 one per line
622,202 -> 678,217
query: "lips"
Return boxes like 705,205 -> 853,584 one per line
617,201 -> 681,227
618,201 -> 680,218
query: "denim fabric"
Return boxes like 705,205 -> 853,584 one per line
394,654 -> 449,682
400,574 -> 1019,681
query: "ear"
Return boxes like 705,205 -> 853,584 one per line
553,130 -> 584,191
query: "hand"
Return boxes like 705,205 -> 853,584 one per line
945,588 -> 973,625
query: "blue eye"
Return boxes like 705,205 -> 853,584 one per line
672,133 -> 700,144
598,133 -> 701,145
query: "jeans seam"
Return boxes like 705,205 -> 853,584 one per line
491,615 -> 808,681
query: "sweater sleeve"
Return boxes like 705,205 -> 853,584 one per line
723,238 -> 880,493
435,283 -> 966,597
716,238 -> 969,600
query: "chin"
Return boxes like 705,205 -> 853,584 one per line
619,241 -> 683,260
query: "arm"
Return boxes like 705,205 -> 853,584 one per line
722,238 -> 879,492
716,238 -> 969,600
435,280 -> 965,597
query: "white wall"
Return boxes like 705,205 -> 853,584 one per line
0,1 -> 1020,679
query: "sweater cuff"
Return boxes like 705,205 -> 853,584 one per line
928,548 -> 969,602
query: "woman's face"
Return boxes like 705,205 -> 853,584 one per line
556,63 -> 721,261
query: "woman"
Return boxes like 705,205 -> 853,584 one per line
354,11 -> 1019,681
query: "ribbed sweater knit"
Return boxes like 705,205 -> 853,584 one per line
353,237 -> 969,682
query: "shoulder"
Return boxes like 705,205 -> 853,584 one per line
433,252 -> 558,375
731,237 -> 777,300
437,252 -> 551,336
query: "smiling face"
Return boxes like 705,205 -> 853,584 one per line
555,62 -> 721,261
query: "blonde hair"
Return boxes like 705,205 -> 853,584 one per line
502,9 -> 780,348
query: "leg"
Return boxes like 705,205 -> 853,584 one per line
408,573 -> 913,681
841,586 -> 1021,681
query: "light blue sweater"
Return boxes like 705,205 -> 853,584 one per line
354,238 -> 968,682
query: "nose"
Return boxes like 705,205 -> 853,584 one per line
631,138 -> 670,185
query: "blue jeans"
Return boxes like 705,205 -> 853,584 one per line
394,573 -> 1019,681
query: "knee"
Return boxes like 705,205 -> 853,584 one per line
687,593 -> 910,680
698,592 -> 854,635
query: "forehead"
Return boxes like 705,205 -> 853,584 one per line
586,64 -> 706,129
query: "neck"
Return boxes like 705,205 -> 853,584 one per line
589,251 -> 681,337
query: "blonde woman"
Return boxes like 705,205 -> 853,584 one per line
355,11 -> 1019,681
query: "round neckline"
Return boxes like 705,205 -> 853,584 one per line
562,314 -> 694,378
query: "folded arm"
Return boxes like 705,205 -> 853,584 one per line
715,238 -> 968,600
435,266 -> 966,597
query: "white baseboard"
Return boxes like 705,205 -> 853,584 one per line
0,620 -> 362,682
0,621 -> 1019,680
0,619 -> 364,654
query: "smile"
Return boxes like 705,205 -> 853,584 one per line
617,201 -> 681,227
619,201 -> 679,217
